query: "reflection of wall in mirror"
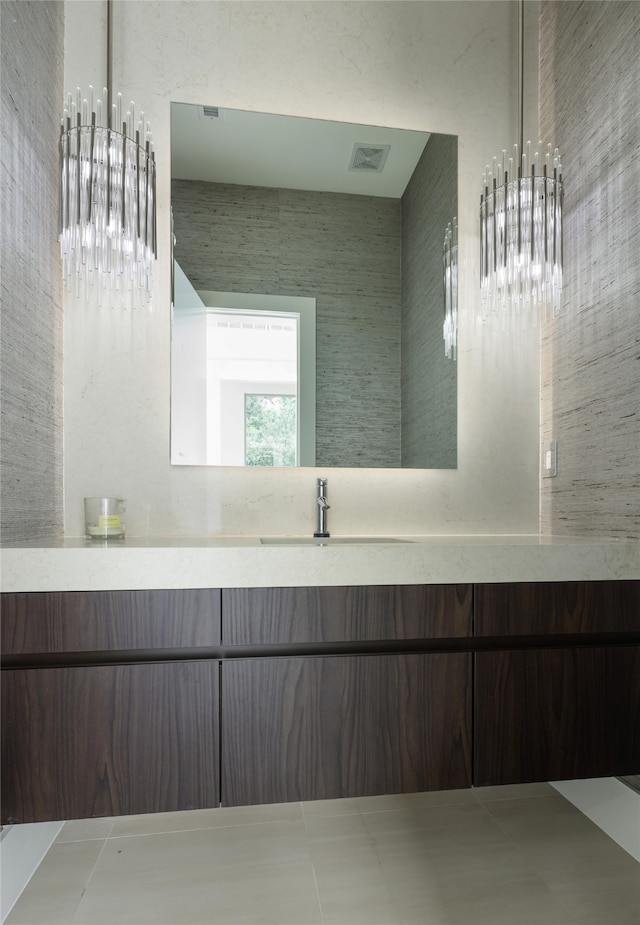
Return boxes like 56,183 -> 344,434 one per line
172,182 -> 401,467
172,132 -> 457,468
171,264 -> 207,465
402,132 -> 457,469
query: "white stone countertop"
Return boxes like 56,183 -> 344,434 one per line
0,535 -> 638,592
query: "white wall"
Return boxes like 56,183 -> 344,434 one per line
63,1 -> 540,538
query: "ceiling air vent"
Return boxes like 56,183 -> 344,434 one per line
348,144 -> 390,173
200,105 -> 222,120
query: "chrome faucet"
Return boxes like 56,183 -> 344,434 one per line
314,477 -> 330,538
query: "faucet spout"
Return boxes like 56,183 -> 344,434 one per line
314,478 -> 330,537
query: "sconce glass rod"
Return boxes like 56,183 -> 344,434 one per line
443,218 -> 458,359
58,86 -> 156,306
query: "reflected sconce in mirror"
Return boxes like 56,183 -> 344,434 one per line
443,218 -> 458,360
479,0 -> 563,326
58,0 -> 156,306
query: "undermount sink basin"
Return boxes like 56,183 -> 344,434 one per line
260,536 -> 413,546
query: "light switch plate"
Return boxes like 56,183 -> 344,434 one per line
543,440 -> 558,478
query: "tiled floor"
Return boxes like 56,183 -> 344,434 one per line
6,784 -> 639,925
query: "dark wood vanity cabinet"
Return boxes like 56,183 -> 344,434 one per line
1,580 -> 638,823
473,581 -> 640,786
1,589 -> 222,653
2,660 -> 220,823
221,584 -> 473,805
474,645 -> 640,785
1,584 -> 473,821
474,580 -> 640,637
222,652 -> 472,806
221,584 -> 472,644
1,590 -> 222,824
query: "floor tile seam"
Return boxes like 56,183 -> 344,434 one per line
304,799 -> 479,830
356,800 -> 475,819
67,835 -> 111,925
309,856 -> 326,925
472,790 -> 560,805
536,878 -> 590,925
310,839 -> 400,924
536,863 -> 640,896
387,890 -> 579,925
474,795 -> 539,831
55,834 -> 112,844
105,817 -> 305,841
366,796 -> 511,828
56,820 -> 116,845
301,810 -> 367,845
302,810 -> 362,826
477,793 -> 612,849
470,801 -> 616,897
364,823 -> 413,905
473,800 -> 537,861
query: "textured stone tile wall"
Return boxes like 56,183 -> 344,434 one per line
401,132 -> 457,469
172,180 -> 402,467
540,0 -> 640,537
0,1 -> 64,541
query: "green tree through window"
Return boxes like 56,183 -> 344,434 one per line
244,394 -> 297,466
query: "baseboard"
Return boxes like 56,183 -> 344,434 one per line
551,777 -> 640,862
0,821 -> 64,922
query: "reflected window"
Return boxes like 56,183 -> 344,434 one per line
171,278 -> 316,466
245,393 -> 297,466
209,309 -> 298,466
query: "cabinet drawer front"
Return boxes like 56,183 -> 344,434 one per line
1,660 -> 220,823
475,580 -> 640,637
474,645 -> 640,786
222,585 -> 472,645
221,652 -> 472,805
1,590 -> 221,655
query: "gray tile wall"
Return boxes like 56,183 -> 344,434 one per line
539,1 -> 640,537
172,181 -> 402,467
0,1 -> 64,541
401,133 -> 457,469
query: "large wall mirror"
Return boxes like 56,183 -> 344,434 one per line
171,103 -> 457,469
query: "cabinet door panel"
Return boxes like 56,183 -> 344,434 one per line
474,646 -> 640,786
1,660 -> 219,823
222,585 -> 472,645
221,653 -> 471,805
475,581 -> 640,637
1,590 -> 221,655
